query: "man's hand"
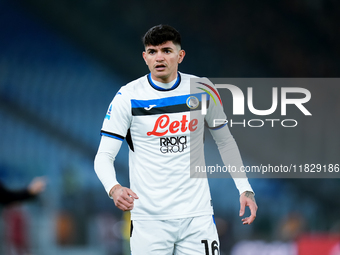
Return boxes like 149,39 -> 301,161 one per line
110,184 -> 139,211
239,191 -> 258,225
28,177 -> 46,195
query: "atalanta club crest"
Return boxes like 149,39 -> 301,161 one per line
186,96 -> 199,109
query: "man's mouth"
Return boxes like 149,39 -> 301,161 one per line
155,64 -> 166,71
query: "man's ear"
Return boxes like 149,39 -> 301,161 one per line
178,50 -> 186,64
142,51 -> 148,65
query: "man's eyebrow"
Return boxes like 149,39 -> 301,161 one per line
161,47 -> 173,51
146,48 -> 156,52
146,47 -> 174,52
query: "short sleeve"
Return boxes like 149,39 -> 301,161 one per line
101,88 -> 132,140
203,82 -> 228,130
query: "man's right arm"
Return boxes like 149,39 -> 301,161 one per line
94,136 -> 138,211
94,136 -> 122,194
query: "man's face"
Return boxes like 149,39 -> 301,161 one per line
143,41 -> 185,83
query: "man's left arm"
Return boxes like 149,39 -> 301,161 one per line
209,125 -> 258,225
198,78 -> 258,224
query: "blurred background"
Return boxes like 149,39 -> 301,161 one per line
0,0 -> 339,254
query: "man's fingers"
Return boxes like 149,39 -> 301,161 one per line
249,204 -> 257,218
248,200 -> 258,222
239,190 -> 258,222
119,189 -> 135,203
123,195 -> 134,204
115,196 -> 134,209
247,215 -> 256,224
241,217 -> 248,224
241,201 -> 257,225
119,192 -> 134,205
116,189 -> 138,208
111,186 -> 138,212
116,202 -> 133,211
242,214 -> 256,225
239,200 -> 245,216
127,189 -> 139,199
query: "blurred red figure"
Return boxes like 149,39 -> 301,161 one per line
3,207 -> 28,255
1,177 -> 46,255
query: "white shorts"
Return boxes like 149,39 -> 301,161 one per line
130,215 -> 220,255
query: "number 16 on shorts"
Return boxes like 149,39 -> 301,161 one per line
201,239 -> 219,255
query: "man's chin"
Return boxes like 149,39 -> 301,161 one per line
152,72 -> 170,80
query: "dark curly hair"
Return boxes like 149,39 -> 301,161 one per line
142,24 -> 181,48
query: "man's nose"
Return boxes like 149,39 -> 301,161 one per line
155,52 -> 165,61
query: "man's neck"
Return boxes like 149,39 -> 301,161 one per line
151,75 -> 177,90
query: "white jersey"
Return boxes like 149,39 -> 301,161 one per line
100,72 -> 249,220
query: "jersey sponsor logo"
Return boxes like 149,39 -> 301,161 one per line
160,136 -> 187,153
147,114 -> 198,137
186,96 -> 199,109
144,104 -> 157,110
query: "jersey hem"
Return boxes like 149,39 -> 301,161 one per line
130,209 -> 214,221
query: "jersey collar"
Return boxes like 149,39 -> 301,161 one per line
147,72 -> 181,91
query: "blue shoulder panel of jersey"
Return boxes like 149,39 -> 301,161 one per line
131,93 -> 209,109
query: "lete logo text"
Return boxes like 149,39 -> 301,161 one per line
147,115 -> 198,136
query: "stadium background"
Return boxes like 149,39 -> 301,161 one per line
0,0 -> 340,254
